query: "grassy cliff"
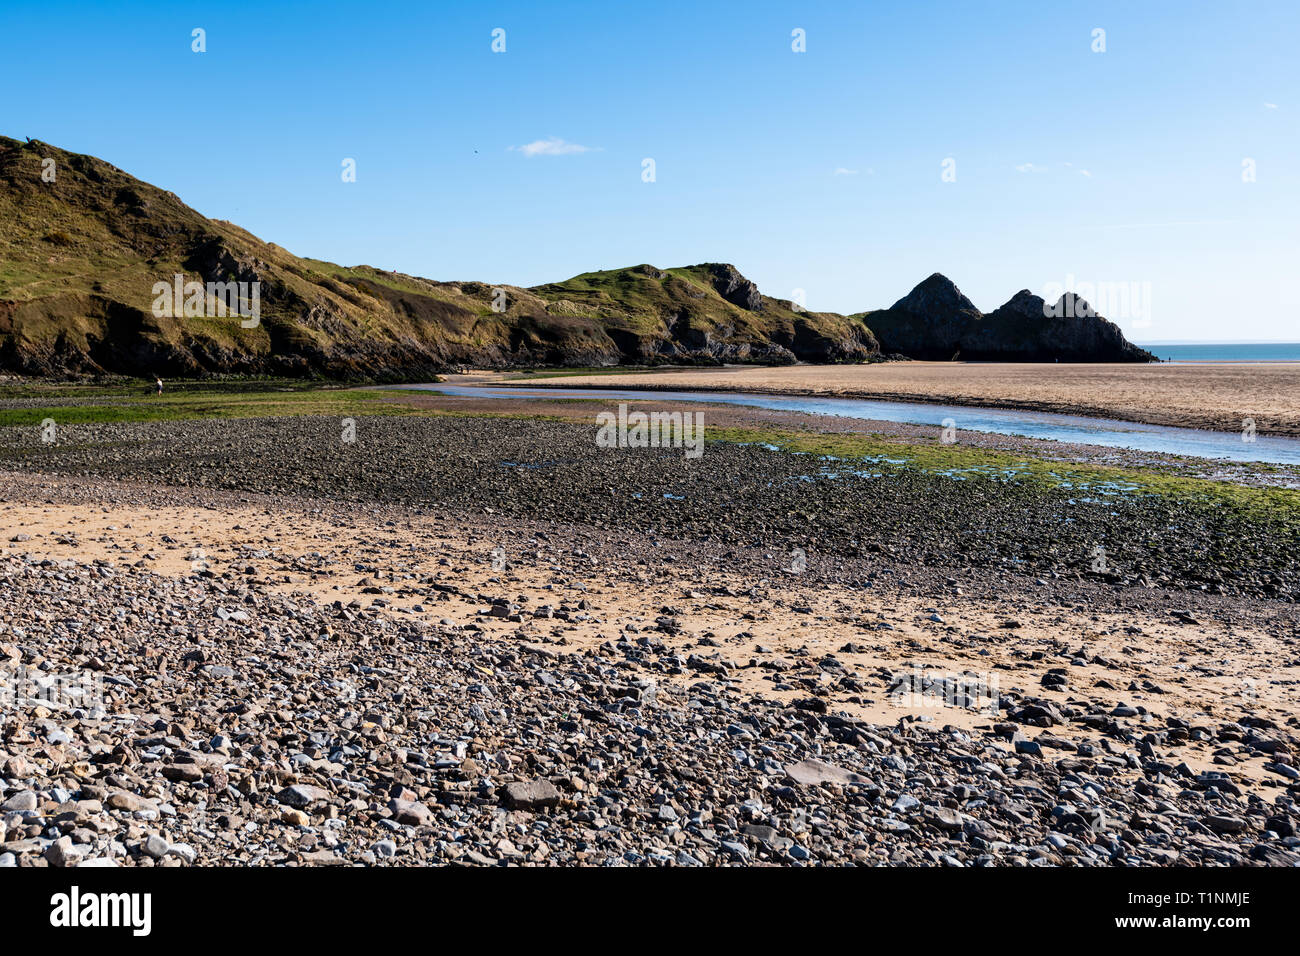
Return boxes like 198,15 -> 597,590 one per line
0,137 -> 877,379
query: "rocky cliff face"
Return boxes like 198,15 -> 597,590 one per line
705,263 -> 765,312
862,276 -> 1155,363
890,272 -> 981,318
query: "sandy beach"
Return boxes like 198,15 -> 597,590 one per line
519,362 -> 1300,437
0,394 -> 1297,867
2,462 -> 1298,869
3,481 -> 1293,783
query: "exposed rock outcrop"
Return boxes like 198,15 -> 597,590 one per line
890,272 -> 980,318
862,276 -> 1155,363
705,263 -> 764,312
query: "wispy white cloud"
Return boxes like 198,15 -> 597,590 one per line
1079,169 -> 1092,177
1015,162 -> 1045,173
509,137 -> 596,157
1264,102 -> 1279,110
833,167 -> 858,176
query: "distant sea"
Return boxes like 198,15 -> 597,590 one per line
1135,342 -> 1300,362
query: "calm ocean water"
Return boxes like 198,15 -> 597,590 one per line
1137,342 -> 1300,362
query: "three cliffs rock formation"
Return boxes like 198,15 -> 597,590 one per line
865,273 -> 1156,363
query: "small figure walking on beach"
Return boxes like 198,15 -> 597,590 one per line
155,376 -> 163,396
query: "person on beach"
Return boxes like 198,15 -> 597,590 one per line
155,376 -> 163,396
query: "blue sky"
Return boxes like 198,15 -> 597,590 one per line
5,0 -> 1298,340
